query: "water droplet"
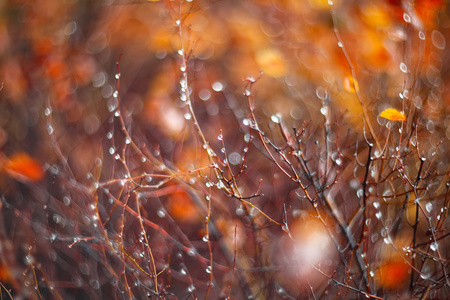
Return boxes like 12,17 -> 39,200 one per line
47,124 -> 54,135
400,62 -> 408,73
63,196 -> 71,206
212,81 -> 224,92
44,107 -> 52,116
109,147 -> 115,155
199,89 -> 211,101
187,285 -> 195,292
178,49 -> 184,56
320,106 -> 328,116
431,30 -> 446,49
373,202 -> 380,210
382,189 -> 393,203
357,188 -> 364,198
375,211 -> 382,219
217,134 -> 223,140
403,13 -> 411,23
271,113 -> 281,123
90,279 -> 100,289
114,110 -> 120,117
418,31 -> 426,40
202,235 -> 209,242
114,154 -> 120,160
228,152 -> 241,165
337,41 -> 343,47
205,266 -> 212,274
180,64 -> 186,72
316,86 -> 327,100
236,207 -> 244,216
425,202 -> 433,213
184,113 -> 191,120
157,210 -> 166,218
430,242 -> 438,251
426,120 -> 435,133
125,137 -> 131,144
113,90 -> 119,98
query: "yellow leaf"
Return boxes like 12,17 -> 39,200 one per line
255,48 -> 287,78
343,75 -> 359,93
379,108 -> 406,121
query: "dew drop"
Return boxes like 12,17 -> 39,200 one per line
430,242 -> 438,251
157,210 -> 166,218
63,196 -> 71,206
431,30 -> 446,49
44,107 -> 52,116
199,89 -> 211,101
357,188 -> 364,199
400,62 -> 408,73
373,202 -> 380,210
236,207 -> 244,216
184,113 -> 191,120
418,31 -> 425,40
212,81 -> 224,92
47,124 -> 54,135
403,13 -> 411,23
90,279 -> 100,289
271,113 -> 281,123
187,285 -> 195,292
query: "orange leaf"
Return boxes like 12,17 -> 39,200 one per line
343,75 -> 359,93
4,152 -> 44,183
379,108 -> 406,121
376,259 -> 410,289
166,190 -> 200,223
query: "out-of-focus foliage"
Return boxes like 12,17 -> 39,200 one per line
0,0 -> 449,299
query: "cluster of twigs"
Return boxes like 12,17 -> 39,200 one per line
0,0 -> 448,299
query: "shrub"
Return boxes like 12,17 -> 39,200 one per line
0,0 -> 448,299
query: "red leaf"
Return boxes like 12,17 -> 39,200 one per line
4,152 -> 44,183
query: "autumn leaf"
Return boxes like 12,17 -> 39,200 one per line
166,190 -> 200,223
255,48 -> 287,78
343,75 -> 359,93
379,108 -> 406,121
3,152 -> 44,183
376,259 -> 410,289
